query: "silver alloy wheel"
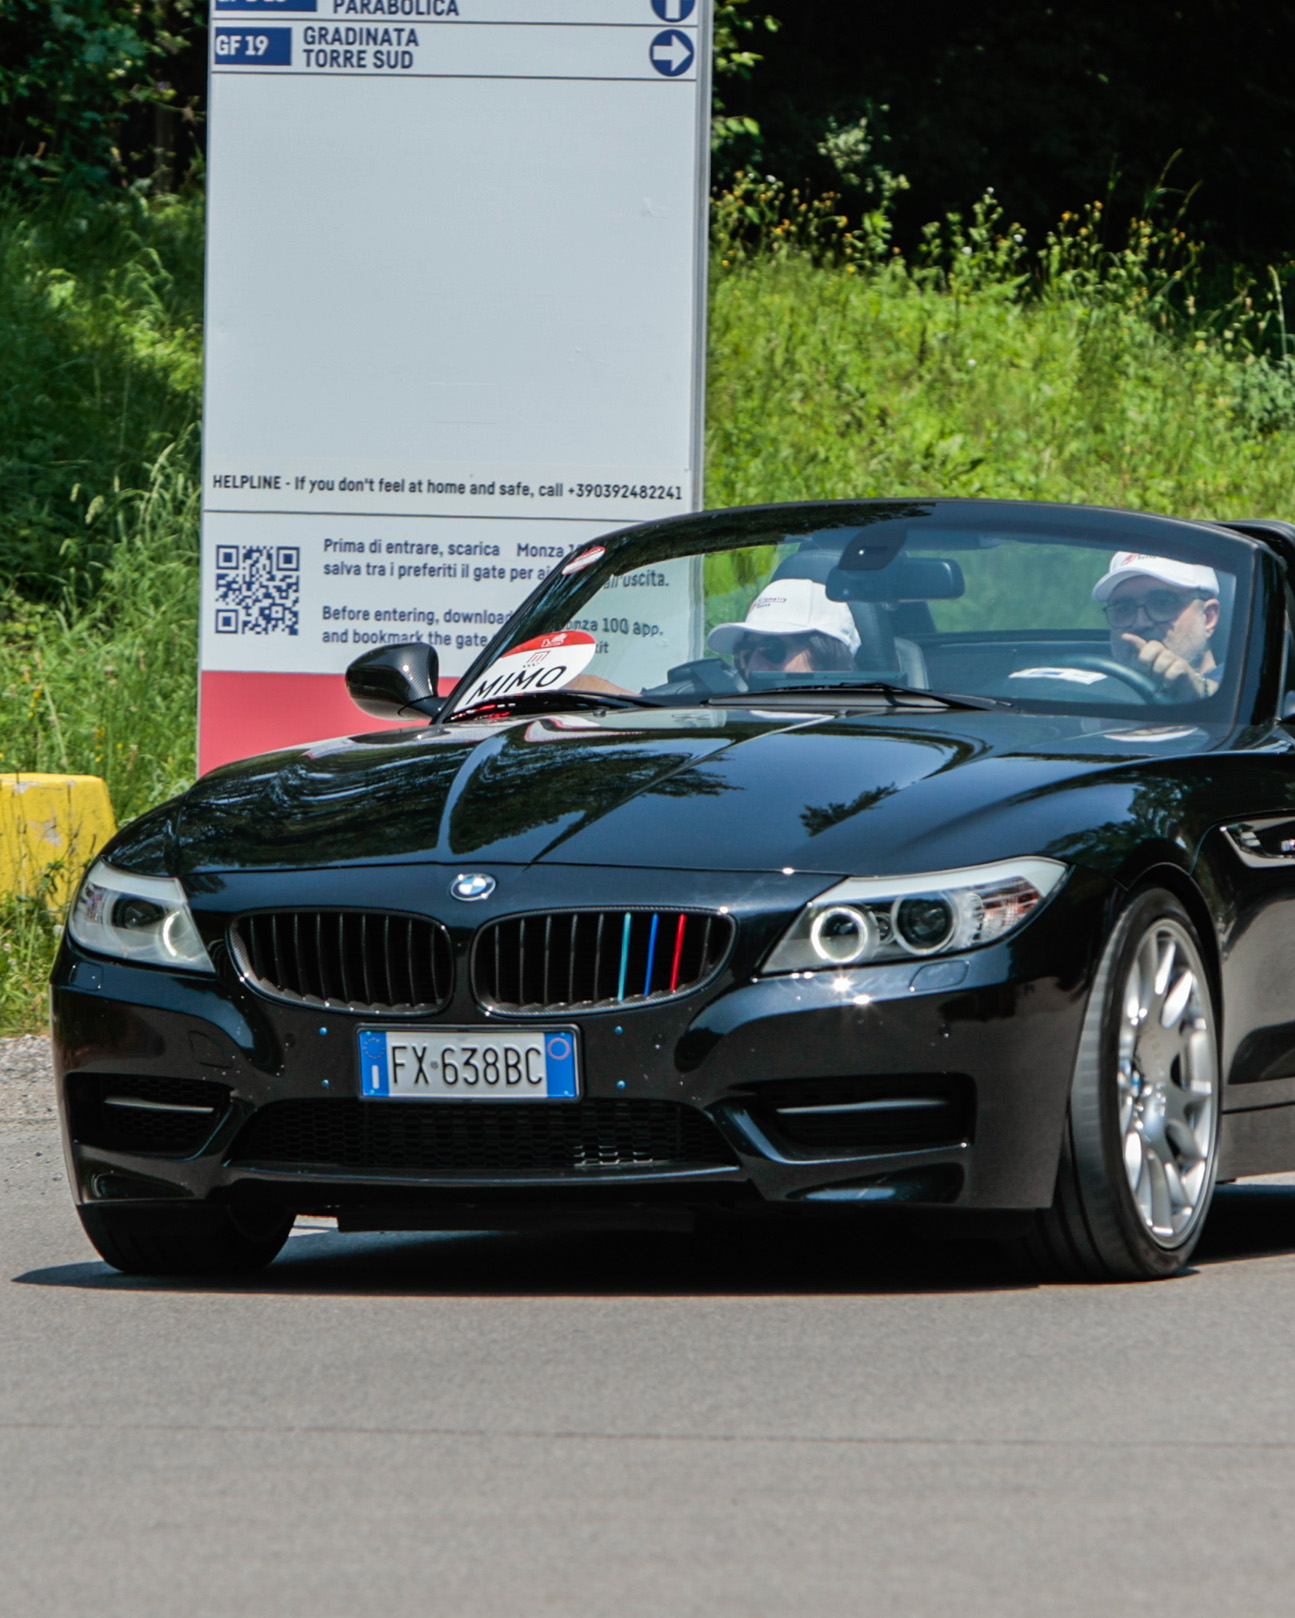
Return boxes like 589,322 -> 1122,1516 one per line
1116,919 -> 1217,1245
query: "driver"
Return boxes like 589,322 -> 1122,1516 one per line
1092,551 -> 1222,700
708,578 -> 860,677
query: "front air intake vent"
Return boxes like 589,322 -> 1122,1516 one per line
232,910 -> 453,1014
744,1075 -> 975,1157
472,908 -> 733,1014
230,1097 -> 739,1176
66,1073 -> 232,1157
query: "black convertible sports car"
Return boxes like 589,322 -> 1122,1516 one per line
52,498 -> 1295,1280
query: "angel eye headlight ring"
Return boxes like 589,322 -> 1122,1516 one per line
809,904 -> 876,965
761,857 -> 1067,976
68,860 -> 215,974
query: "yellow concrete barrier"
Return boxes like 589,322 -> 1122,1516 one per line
0,774 -> 117,907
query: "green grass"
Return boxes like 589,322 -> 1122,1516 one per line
0,443 -> 199,813
5,182 -> 1295,1031
705,189 -> 1295,516
0,192 -> 202,1030
0,867 -> 65,1036
0,458 -> 200,1033
0,192 -> 203,595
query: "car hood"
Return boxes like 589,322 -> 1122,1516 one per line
142,705 -> 1231,880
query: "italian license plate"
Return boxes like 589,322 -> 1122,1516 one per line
357,1027 -> 579,1101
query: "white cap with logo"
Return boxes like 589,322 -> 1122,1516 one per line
707,577 -> 862,658
1092,551 -> 1221,602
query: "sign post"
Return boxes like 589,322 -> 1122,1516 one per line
200,0 -> 712,773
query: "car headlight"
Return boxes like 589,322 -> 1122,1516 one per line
68,860 -> 215,973
762,857 -> 1067,975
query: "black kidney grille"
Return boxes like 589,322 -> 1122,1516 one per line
66,1073 -> 232,1157
231,1098 -> 737,1176
232,910 -> 453,1013
473,909 -> 733,1013
745,1075 -> 975,1156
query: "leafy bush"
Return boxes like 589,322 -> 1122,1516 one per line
1233,358 -> 1295,437
711,2 -> 1295,276
0,0 -> 206,192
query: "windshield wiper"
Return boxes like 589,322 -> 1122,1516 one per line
444,688 -> 666,722
707,681 -> 1014,713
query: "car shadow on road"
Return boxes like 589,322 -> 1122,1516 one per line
16,1214 -> 1030,1297
16,1184 -> 1295,1298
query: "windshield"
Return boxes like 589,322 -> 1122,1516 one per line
445,502 -> 1255,719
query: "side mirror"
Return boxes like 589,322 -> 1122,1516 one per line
345,642 -> 442,721
1281,691 -> 1295,723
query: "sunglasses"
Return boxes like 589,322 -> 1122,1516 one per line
738,636 -> 808,666
1103,589 -> 1204,629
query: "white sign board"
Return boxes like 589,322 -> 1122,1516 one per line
200,0 -> 711,771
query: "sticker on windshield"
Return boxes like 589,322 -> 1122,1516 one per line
562,545 -> 606,575
1009,667 -> 1108,685
450,631 -> 598,713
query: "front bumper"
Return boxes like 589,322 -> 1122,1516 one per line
51,864 -> 1112,1219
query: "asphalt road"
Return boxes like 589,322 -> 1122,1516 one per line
6,1110 -> 1295,1617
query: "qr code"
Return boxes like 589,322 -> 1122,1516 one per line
214,545 -> 300,636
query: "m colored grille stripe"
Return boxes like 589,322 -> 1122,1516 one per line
473,908 -> 732,1014
669,912 -> 687,992
644,912 -> 660,996
232,910 -> 453,1014
616,912 -> 632,1002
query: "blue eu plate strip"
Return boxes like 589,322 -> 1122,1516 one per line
358,1030 -> 389,1097
544,1033 -> 578,1098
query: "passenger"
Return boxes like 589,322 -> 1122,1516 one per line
1092,551 -> 1223,700
708,578 -> 860,678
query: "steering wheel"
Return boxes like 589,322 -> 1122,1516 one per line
1060,654 -> 1162,702
642,658 -> 742,698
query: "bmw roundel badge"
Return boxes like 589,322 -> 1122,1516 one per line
450,872 -> 496,902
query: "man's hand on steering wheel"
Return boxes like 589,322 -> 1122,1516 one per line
1119,633 -> 1217,701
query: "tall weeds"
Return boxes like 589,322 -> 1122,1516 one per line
0,440 -> 199,818
0,443 -> 198,1033
0,191 -> 202,592
707,176 -> 1295,515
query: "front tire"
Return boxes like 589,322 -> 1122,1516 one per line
1026,888 -> 1220,1282
79,1202 -> 294,1276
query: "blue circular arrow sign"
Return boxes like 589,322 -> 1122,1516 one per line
649,28 -> 695,76
651,0 -> 697,20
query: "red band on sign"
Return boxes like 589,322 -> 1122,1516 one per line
198,669 -> 457,775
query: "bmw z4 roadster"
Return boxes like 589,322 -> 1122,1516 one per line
51,498 -> 1295,1280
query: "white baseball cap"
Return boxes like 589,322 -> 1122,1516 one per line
1092,551 -> 1220,602
707,577 -> 862,658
